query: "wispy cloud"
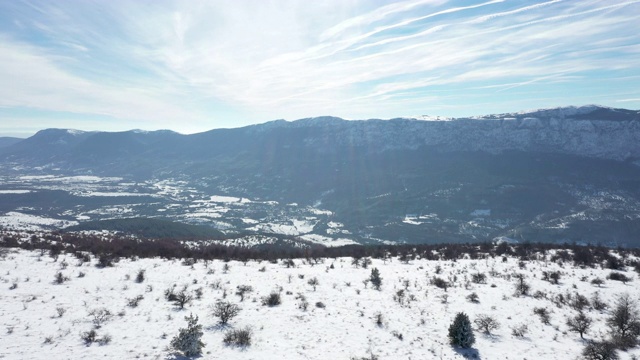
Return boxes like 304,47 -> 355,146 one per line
0,0 -> 639,135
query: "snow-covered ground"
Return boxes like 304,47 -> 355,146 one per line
1,248 -> 639,359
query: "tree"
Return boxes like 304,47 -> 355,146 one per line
173,287 -> 193,309
212,301 -> 240,325
514,273 -> 530,296
474,314 -> 500,335
566,312 -> 592,339
369,268 -> 382,290
171,314 -> 205,357
235,285 -> 253,302
307,277 -> 319,291
607,294 -> 640,349
448,312 -> 475,348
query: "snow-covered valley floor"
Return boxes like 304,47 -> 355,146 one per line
1,248 -> 639,359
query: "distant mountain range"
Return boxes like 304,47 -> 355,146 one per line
0,137 -> 23,148
2,105 -> 640,246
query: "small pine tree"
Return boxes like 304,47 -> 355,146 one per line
171,314 -> 205,357
449,312 -> 475,348
370,268 -> 382,291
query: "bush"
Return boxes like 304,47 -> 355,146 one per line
54,272 -> 69,284
592,292 -> 608,311
570,293 -> 590,311
88,308 -> 112,328
608,272 -> 631,284
262,291 -> 281,306
474,314 -> 500,335
296,293 -> 309,311
533,307 -> 551,325
96,254 -> 116,268
135,269 -> 145,283
542,271 -> 561,284
351,352 -> 379,360
511,323 -> 528,338
582,340 -> 619,360
171,314 -> 205,357
430,276 -> 449,291
127,295 -> 144,308
375,312 -> 384,327
471,272 -> 486,284
448,312 -> 475,348
81,329 -> 98,344
466,292 -> 480,303
223,327 -> 252,347
212,301 -> 240,325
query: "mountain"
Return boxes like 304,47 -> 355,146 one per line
0,137 -> 23,148
1,105 -> 640,246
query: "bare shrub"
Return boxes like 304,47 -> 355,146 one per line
582,340 -> 619,360
88,308 -> 112,328
127,295 -> 144,308
223,327 -> 252,347
511,323 -> 528,337
533,307 -> 551,325
56,307 -> 67,318
235,285 -> 253,302
54,272 -> 69,284
592,292 -> 608,311
308,277 -> 319,291
212,301 -> 240,325
474,314 -> 500,335
81,329 -> 98,344
296,293 -> 309,311
466,292 -> 480,303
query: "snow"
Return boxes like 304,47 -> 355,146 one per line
470,209 -> 491,217
248,219 -> 317,236
73,192 -> 158,197
0,212 -> 78,231
0,190 -> 32,194
1,248 -> 639,359
210,195 -> 250,203
299,234 -> 359,247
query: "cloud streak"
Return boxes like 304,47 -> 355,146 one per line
0,0 -> 639,135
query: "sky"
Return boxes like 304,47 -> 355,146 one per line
1,0 -> 639,137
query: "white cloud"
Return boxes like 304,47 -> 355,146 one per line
0,0 -> 639,134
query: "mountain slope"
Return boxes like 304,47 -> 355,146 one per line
1,105 -> 640,245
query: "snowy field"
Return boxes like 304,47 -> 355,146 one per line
1,248 -> 640,359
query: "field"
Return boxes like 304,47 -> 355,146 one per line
1,246 -> 639,359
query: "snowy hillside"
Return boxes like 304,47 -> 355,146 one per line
1,247 -> 640,359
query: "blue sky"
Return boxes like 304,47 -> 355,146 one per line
1,0 -> 639,137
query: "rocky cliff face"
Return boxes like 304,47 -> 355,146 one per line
249,106 -> 640,161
